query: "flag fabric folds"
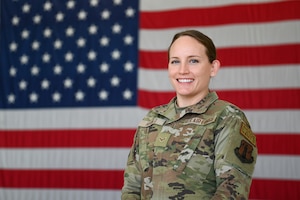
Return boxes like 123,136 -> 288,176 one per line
1,0 -> 300,199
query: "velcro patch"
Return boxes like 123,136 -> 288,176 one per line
240,122 -> 256,146
234,139 -> 254,163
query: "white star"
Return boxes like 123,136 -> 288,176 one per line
41,79 -> 50,89
88,24 -> 97,35
125,7 -> 135,17
65,51 -> 74,62
32,40 -> 40,50
33,14 -> 42,24
9,66 -> 17,77
8,94 -> 16,104
66,0 -> 76,9
112,23 -> 122,34
99,36 -> 109,46
22,3 -> 31,13
123,89 -> 133,100
66,26 -> 75,37
98,89 -> 109,100
77,63 -> 86,73
53,64 -> 63,75
44,1 -> 52,11
43,28 -> 52,38
54,39 -> 62,49
64,77 -> 73,88
9,42 -> 18,52
113,0 -> 122,5
52,92 -> 61,102
78,10 -> 87,20
87,50 -> 97,61
19,80 -> 27,90
101,9 -> 110,20
100,62 -> 109,73
77,37 -> 86,47
29,92 -> 39,103
31,65 -> 40,76
21,29 -> 30,39
42,52 -> 51,63
124,61 -> 134,72
90,0 -> 99,7
87,76 -> 96,87
75,90 -> 85,101
111,49 -> 121,60
12,16 -> 20,26
124,34 -> 134,45
110,75 -> 120,87
20,54 -> 29,65
56,12 -> 64,22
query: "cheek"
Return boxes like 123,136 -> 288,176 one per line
168,66 -> 176,77
192,66 -> 212,78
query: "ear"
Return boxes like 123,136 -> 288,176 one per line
210,60 -> 220,77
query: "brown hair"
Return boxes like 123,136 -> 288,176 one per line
168,30 -> 217,63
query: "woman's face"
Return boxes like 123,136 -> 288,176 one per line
168,35 -> 219,105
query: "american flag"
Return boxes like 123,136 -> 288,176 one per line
0,0 -> 300,199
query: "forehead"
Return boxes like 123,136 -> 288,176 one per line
170,36 -> 206,54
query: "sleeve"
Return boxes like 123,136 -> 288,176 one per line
121,129 -> 142,200
211,105 -> 258,199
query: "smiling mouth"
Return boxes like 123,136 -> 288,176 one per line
177,78 -> 194,83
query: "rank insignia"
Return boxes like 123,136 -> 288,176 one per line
154,132 -> 171,147
234,139 -> 254,163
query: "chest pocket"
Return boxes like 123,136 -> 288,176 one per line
137,117 -> 167,172
172,115 -> 217,175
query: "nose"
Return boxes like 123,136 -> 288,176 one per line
179,62 -> 189,74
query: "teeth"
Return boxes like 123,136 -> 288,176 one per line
178,79 -> 193,83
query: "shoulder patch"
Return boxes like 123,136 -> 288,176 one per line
240,122 -> 256,146
235,140 -> 254,163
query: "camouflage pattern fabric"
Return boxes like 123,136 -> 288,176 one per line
122,91 -> 257,200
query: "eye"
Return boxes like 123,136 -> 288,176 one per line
189,59 -> 199,64
170,59 -> 179,64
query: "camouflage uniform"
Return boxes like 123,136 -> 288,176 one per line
122,91 -> 257,200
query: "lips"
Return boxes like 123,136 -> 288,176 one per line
177,78 -> 194,83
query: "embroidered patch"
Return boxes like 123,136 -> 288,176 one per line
240,122 -> 256,146
154,132 -> 171,147
234,140 -> 254,163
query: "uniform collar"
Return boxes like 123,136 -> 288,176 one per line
152,91 -> 219,122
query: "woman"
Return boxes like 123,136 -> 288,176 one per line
122,30 -> 257,199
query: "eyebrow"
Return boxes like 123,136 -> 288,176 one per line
170,55 -> 201,59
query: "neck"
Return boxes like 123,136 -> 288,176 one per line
176,90 -> 209,108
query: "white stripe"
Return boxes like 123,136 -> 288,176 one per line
138,65 -> 300,90
253,155 -> 300,180
0,189 -> 121,200
245,110 -> 300,134
0,107 -> 148,130
1,108 -> 300,133
1,148 -> 300,180
0,148 -> 129,170
139,20 -> 300,50
140,0 -> 282,11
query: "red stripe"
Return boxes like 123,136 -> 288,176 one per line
1,169 -> 300,198
140,1 -> 300,29
1,130 -> 299,155
250,179 -> 300,199
0,169 -> 124,189
256,134 -> 300,155
0,129 -> 135,148
217,89 -> 300,110
139,44 -> 300,69
138,89 -> 300,109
